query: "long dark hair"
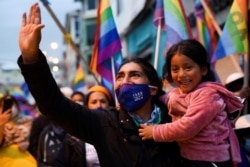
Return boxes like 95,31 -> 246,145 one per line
118,58 -> 165,99
165,39 -> 216,82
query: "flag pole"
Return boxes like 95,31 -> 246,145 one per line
243,1 -> 249,87
200,0 -> 222,35
40,0 -> 100,85
179,0 -> 193,38
154,21 -> 161,69
111,57 -> 118,106
242,0 -> 249,114
244,53 -> 249,87
201,0 -> 242,75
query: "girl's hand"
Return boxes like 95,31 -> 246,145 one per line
138,124 -> 154,140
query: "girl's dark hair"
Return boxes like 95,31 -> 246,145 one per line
118,58 -> 165,99
165,39 -> 216,82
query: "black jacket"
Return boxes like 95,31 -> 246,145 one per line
18,51 -> 181,167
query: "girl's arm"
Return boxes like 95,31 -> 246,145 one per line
153,88 -> 224,142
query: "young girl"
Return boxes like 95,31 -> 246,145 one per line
139,39 -> 243,167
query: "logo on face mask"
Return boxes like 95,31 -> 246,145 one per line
133,92 -> 144,101
115,83 -> 151,113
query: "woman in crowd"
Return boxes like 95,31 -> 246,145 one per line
17,3 -> 181,167
85,85 -> 114,109
83,85 -> 115,167
0,95 -> 36,167
235,114 -> 250,167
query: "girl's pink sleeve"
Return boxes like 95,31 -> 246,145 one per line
159,94 -> 169,104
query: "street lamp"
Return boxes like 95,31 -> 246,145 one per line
50,42 -> 58,50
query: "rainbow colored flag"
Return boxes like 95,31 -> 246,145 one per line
154,0 -> 165,29
212,0 -> 248,63
194,0 -> 217,60
72,64 -> 85,92
90,0 -> 122,94
21,82 -> 30,96
10,86 -> 37,118
163,0 -> 193,50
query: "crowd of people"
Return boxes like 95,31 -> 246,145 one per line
0,3 -> 250,167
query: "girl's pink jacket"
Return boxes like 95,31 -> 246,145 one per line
156,82 -> 243,164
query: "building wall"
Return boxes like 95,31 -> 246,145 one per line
66,0 -> 241,85
126,12 -> 166,75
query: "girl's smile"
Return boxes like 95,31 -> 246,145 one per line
171,54 -> 208,93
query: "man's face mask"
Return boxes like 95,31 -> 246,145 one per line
116,83 -> 155,113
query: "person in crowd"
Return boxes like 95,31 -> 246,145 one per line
54,90 -> 86,167
225,72 -> 250,115
0,95 -> 36,167
71,91 -> 85,105
17,3 -> 181,167
139,39 -> 243,167
85,85 -> 115,109
28,113 -> 50,158
36,87 -> 86,167
234,114 -> 250,167
225,72 -> 250,167
82,85 -> 115,167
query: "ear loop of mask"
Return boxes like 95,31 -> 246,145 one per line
148,85 -> 158,90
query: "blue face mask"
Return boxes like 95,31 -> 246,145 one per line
115,83 -> 151,113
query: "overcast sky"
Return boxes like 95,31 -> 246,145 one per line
0,0 -> 81,69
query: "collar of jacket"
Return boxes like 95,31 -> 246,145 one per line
119,109 -> 137,130
118,100 -> 170,130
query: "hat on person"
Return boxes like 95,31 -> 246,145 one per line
235,114 -> 250,130
87,85 -> 112,102
225,72 -> 244,92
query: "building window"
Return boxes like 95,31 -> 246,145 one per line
117,0 -> 123,15
210,0 -> 233,13
86,24 -> 96,45
88,0 -> 98,10
74,16 -> 80,38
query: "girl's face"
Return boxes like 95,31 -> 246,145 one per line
114,62 -> 149,90
170,54 -> 208,93
87,92 -> 110,109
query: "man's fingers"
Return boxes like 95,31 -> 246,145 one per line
28,3 -> 39,24
21,13 -> 27,27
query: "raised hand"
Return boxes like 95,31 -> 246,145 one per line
19,3 -> 45,63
